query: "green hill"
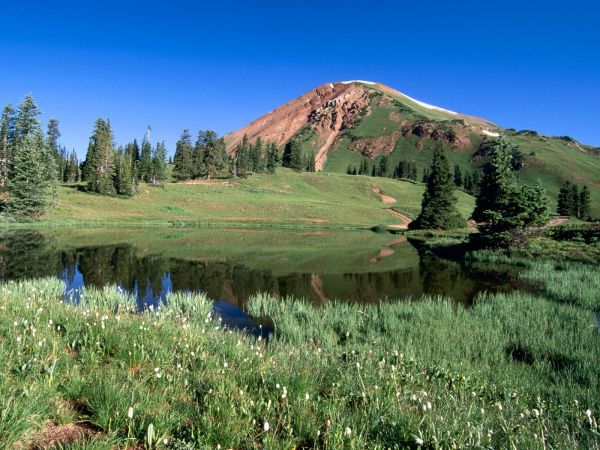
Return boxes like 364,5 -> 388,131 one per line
226,81 -> 600,216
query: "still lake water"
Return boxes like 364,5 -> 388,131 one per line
0,228 -> 526,313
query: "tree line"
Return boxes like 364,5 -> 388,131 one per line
557,181 -> 591,220
410,139 -> 550,246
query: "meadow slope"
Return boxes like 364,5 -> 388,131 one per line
37,170 -> 475,229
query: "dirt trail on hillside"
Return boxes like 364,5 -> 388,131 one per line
384,208 -> 412,229
371,186 -> 397,204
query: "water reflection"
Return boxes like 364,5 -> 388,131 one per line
0,229 -> 527,309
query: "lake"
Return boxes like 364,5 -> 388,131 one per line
0,227 -> 527,312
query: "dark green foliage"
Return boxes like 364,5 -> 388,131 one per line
379,155 -> 389,177
85,118 -> 116,195
453,165 -> 462,187
410,142 -> 464,230
63,149 -> 79,182
283,139 -> 303,170
138,138 -> 153,182
266,142 -> 280,174
151,142 -> 167,185
393,160 -> 418,181
422,167 -> 429,183
200,130 -> 226,179
14,94 -> 42,146
251,137 -> 264,172
579,185 -> 591,220
359,157 -> 369,175
0,104 -> 15,190
5,132 -> 56,217
474,138 -> 549,245
173,130 -> 194,181
46,118 -> 63,181
114,147 -> 135,196
305,151 -> 316,172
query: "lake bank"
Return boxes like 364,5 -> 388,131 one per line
0,235 -> 598,448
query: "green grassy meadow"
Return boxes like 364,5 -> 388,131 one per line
32,169 -> 474,229
0,234 -> 599,448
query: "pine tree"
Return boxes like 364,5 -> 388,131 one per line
283,139 -> 303,170
173,129 -> 194,181
0,104 -> 15,190
307,151 -> 316,172
151,141 -> 167,184
579,185 -> 591,220
114,148 -> 135,196
64,149 -> 79,182
138,137 -> 152,182
379,155 -> 389,177
14,94 -> 42,146
251,137 -> 264,172
46,119 -> 63,181
421,167 -> 429,183
228,154 -> 238,178
568,183 -> 580,217
557,181 -> 572,215
266,142 -> 280,174
410,163 -> 418,181
203,134 -> 226,179
236,135 -> 251,175
409,142 -> 464,230
5,131 -> 55,217
463,171 -> 473,191
472,138 -> 518,223
85,118 -> 116,195
359,157 -> 369,175
453,165 -> 462,187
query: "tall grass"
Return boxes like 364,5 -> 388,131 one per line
0,274 -> 598,448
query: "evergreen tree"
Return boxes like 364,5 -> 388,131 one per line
228,154 -> 238,178
138,137 -> 152,182
463,171 -> 473,191
472,138 -> 517,223
557,181 -> 572,215
266,142 -> 280,174
151,141 -> 167,184
379,155 -> 389,177
14,94 -> 42,146
114,147 -> 135,196
236,135 -> 251,175
579,185 -> 591,220
251,137 -> 264,172
421,167 -> 429,183
283,139 -> 303,170
5,131 -> 55,217
410,163 -> 418,181
359,157 -> 369,175
371,165 -> 377,177
307,151 -> 316,172
474,138 -> 548,245
64,149 -> 79,182
85,118 -> 116,195
46,119 -> 63,181
173,129 -> 194,181
0,104 -> 15,190
568,183 -> 580,217
409,142 -> 464,230
453,165 -> 462,187
202,131 -> 226,179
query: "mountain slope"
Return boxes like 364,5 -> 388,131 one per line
225,81 -> 600,215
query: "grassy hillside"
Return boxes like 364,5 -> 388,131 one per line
35,169 -> 475,228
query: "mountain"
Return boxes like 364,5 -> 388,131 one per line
225,81 -> 600,214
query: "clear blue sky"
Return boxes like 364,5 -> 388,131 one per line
0,0 -> 598,156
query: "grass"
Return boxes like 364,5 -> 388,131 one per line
5,169 -> 475,229
0,237 -> 599,448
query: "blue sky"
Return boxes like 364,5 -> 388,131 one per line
0,0 -> 598,156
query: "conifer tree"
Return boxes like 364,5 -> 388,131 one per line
266,142 -> 280,174
379,155 -> 389,177
568,183 -> 580,217
283,139 -> 303,170
114,147 -> 135,196
453,165 -> 462,187
46,119 -> 63,181
202,132 -> 226,179
14,94 -> 42,146
64,150 -> 79,182
307,151 -> 316,172
421,167 -> 429,183
151,141 -> 167,184
579,185 -> 591,220
251,137 -> 264,172
85,118 -> 116,195
5,131 -> 55,217
0,104 -> 15,190
138,137 -> 152,182
173,129 -> 194,181
557,181 -> 572,216
409,141 -> 464,230
472,138 -> 517,223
